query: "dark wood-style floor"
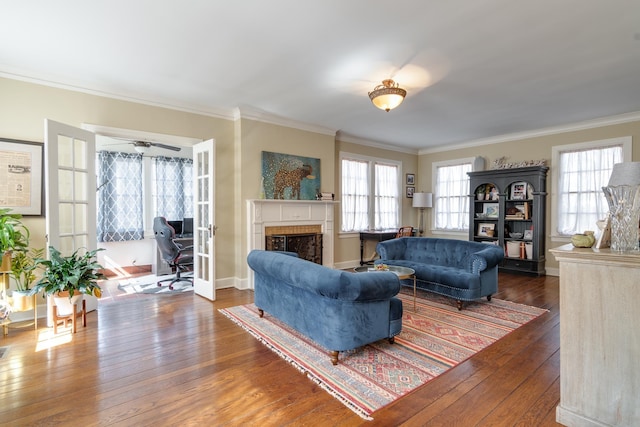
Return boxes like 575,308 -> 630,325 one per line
0,272 -> 561,426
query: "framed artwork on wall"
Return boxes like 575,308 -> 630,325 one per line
406,186 -> 415,198
0,138 -> 43,215
406,173 -> 415,185
261,151 -> 320,200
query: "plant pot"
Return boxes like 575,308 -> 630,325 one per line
53,292 -> 84,317
1,251 -> 11,272
10,290 -> 34,311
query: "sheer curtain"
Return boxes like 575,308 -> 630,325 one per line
341,158 -> 369,232
375,163 -> 399,229
97,151 -> 144,242
153,156 -> 194,220
557,146 -> 622,235
434,163 -> 471,231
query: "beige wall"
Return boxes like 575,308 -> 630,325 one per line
0,77 -> 237,279
418,120 -> 640,272
4,75 -> 638,280
236,118 -> 336,278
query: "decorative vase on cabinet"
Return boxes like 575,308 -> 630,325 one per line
468,166 -> 548,276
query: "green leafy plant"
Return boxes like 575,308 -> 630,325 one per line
29,246 -> 106,299
0,208 -> 30,264
10,248 -> 44,292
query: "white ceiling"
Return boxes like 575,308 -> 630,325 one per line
2,0 -> 640,152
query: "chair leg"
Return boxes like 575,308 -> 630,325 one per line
81,300 -> 87,328
71,304 -> 77,334
53,305 -> 58,335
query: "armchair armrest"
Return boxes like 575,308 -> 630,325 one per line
376,238 -> 407,260
468,246 -> 504,274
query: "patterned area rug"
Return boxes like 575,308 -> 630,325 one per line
219,290 -> 547,420
117,274 -> 193,294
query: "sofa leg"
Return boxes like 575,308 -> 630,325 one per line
258,309 -> 264,318
487,295 -> 492,302
330,351 -> 339,365
456,300 -> 464,311
388,336 -> 395,344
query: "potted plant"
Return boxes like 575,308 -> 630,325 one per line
0,208 -> 30,272
29,246 -> 106,316
9,248 -> 43,311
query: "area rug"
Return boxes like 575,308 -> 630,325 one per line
117,273 -> 193,295
219,290 -> 547,420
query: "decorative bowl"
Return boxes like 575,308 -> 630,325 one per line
509,232 -> 523,238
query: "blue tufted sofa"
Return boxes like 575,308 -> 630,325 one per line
376,237 -> 504,310
247,250 -> 403,365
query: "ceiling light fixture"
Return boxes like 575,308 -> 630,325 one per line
368,79 -> 407,112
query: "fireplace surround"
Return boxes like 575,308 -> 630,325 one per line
247,199 -> 337,289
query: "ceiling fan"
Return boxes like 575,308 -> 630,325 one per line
131,140 -> 181,153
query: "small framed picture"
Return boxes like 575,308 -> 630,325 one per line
406,173 -> 415,185
477,222 -> 495,237
523,229 -> 533,240
483,203 -> 499,218
406,186 -> 415,198
510,181 -> 527,200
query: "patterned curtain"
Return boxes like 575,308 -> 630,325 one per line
154,156 -> 193,220
97,151 -> 144,242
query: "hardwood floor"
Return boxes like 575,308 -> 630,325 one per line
0,272 -> 561,426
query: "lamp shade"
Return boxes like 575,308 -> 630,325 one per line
412,192 -> 432,208
607,162 -> 640,186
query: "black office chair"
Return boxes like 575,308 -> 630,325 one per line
153,217 -> 194,290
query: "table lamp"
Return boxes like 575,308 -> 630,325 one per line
412,192 -> 432,237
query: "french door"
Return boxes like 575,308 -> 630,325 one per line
44,119 -> 98,321
192,139 -> 216,300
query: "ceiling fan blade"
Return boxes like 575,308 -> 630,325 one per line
150,142 -> 181,152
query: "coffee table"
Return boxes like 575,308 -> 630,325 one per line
353,265 -> 417,311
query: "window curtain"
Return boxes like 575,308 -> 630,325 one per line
375,163 -> 399,229
434,163 -> 471,231
341,158 -> 369,232
97,151 -> 144,242
557,146 -> 622,235
154,156 -> 194,220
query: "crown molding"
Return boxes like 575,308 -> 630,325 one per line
234,106 -> 336,137
336,132 -> 419,155
0,70 -> 235,120
418,111 -> 640,155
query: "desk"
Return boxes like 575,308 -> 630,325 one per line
359,230 -> 398,265
153,236 -> 193,275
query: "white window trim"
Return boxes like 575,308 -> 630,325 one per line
550,136 -> 632,241
430,156 -> 480,236
339,151 -> 402,235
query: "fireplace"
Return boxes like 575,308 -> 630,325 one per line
265,225 -> 323,264
247,199 -> 337,289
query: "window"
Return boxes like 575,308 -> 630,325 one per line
97,152 -> 193,242
553,137 -> 631,237
153,156 -> 193,220
432,158 -> 475,231
341,153 -> 400,232
97,151 -> 144,242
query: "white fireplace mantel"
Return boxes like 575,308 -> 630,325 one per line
247,199 -> 338,289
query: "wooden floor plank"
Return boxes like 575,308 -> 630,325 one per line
0,272 -> 561,426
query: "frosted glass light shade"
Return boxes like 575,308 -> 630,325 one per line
368,79 -> 407,112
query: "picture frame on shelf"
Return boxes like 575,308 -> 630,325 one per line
523,229 -> 533,240
477,222 -> 495,237
483,203 -> 499,218
406,173 -> 415,185
510,181 -> 527,200
406,186 -> 415,198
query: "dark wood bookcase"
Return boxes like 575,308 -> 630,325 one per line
468,166 -> 548,276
